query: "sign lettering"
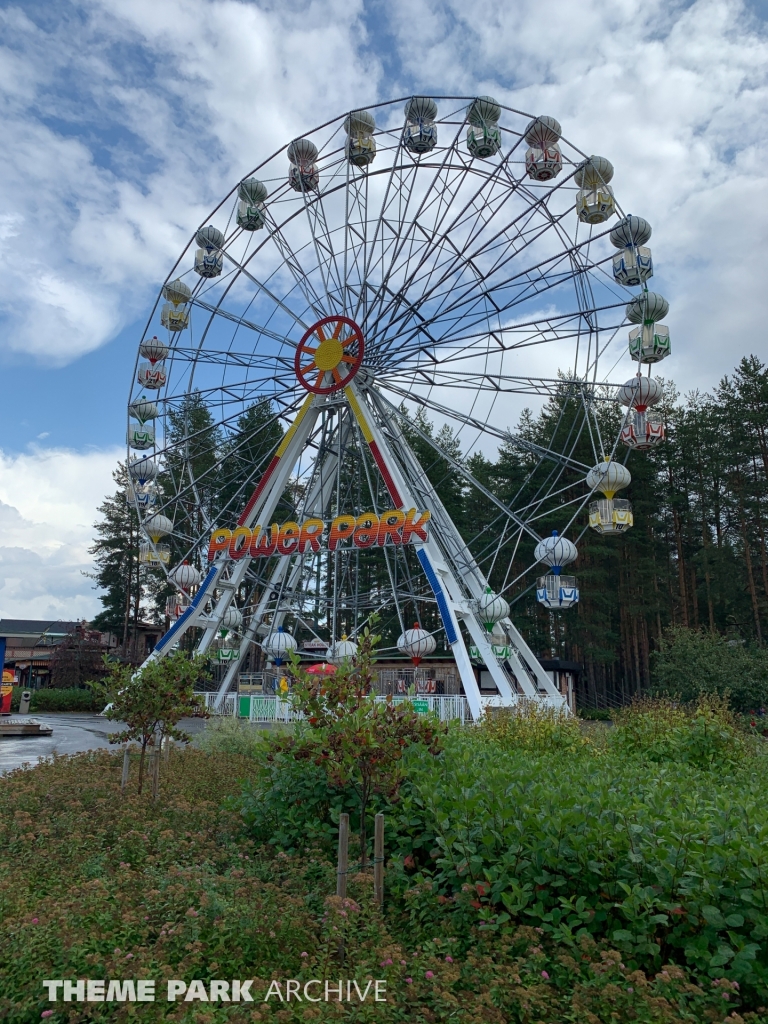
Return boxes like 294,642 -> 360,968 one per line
207,509 -> 431,561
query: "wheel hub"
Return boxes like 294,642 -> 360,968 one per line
294,315 -> 365,394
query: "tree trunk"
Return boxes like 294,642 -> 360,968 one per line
739,510 -> 763,643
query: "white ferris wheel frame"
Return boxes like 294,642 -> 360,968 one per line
130,95 -> 655,717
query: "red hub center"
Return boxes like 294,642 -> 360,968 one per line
294,316 -> 365,394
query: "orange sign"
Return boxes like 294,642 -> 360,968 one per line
208,509 -> 431,561
2,669 -> 14,683
0,684 -> 12,714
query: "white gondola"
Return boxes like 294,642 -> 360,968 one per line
626,292 -> 671,363
618,375 -> 665,450
397,625 -> 436,666
139,337 -> 169,364
534,531 -> 579,609
263,626 -> 296,665
466,95 -> 502,159
477,587 -> 510,631
575,155 -> 615,223
140,508 -> 172,565
237,178 -> 268,230
125,482 -> 158,509
611,215 -> 653,286
169,562 -> 202,592
127,397 -> 158,450
194,225 -> 224,278
587,460 -> 633,534
403,96 -> 438,154
327,635 -> 358,666
288,138 -> 320,192
344,109 -> 376,167
524,115 -> 562,181
137,361 -> 167,390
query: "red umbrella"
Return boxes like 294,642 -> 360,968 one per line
306,662 -> 336,676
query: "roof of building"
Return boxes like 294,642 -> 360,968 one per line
0,619 -> 83,638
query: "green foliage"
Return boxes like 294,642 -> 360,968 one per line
88,462 -> 143,640
195,716 -> 270,758
286,624 -> 446,863
478,698 -> 587,754
10,686 -> 103,713
91,649 -> 209,792
652,626 -> 768,712
2,748 -> 764,1023
238,737 -> 360,851
611,695 -> 751,769
385,726 -> 768,1004
578,706 -> 613,721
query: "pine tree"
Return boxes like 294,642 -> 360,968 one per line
88,464 -> 144,646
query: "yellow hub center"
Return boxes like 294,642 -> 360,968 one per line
314,337 -> 344,370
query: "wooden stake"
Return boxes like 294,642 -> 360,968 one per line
163,736 -> 171,764
374,813 -> 384,907
151,741 -> 161,801
336,813 -> 349,898
120,744 -> 130,795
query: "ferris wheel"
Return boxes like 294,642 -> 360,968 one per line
126,95 -> 671,719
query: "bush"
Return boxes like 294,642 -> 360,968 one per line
652,626 -> 768,712
195,715 -> 271,758
10,686 -> 103,713
479,698 -> 587,753
578,706 -> 613,721
385,726 -> 768,1004
611,695 -> 751,769
1,748 -> 764,1023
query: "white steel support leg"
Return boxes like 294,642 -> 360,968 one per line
143,394 -> 321,667
213,422 -> 350,706
344,381 -> 489,719
365,384 -> 564,709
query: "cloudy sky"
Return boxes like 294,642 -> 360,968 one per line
0,0 -> 766,620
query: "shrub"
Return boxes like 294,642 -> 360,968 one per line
611,694 -> 751,769
652,625 -> 768,712
274,623 -> 446,865
479,698 -> 587,753
1,748 -> 765,1022
195,716 -> 270,758
578,706 -> 613,721
386,727 -> 768,1004
10,686 -> 103,713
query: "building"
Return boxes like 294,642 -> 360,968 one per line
0,619 -> 169,688
0,620 -> 84,688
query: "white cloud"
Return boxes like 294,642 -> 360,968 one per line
0,0 -> 766,618
0,446 -> 121,619
380,0 -> 768,393
1,0 -> 765,389
0,0 -> 380,363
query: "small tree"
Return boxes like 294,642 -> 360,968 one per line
91,650 -> 209,793
280,624 -> 446,866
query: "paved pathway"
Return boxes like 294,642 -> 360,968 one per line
0,714 -> 208,776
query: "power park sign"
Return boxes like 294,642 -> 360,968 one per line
207,509 -> 431,562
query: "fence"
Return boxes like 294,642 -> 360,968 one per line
202,691 -> 469,724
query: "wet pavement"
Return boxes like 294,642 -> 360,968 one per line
0,714 -> 208,776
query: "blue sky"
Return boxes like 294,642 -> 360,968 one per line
0,0 -> 766,619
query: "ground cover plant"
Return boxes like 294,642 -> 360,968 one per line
1,744 -> 763,1024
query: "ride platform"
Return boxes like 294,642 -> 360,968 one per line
0,717 -> 53,738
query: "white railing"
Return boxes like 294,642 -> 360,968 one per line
203,693 -> 237,716
199,692 -> 470,723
